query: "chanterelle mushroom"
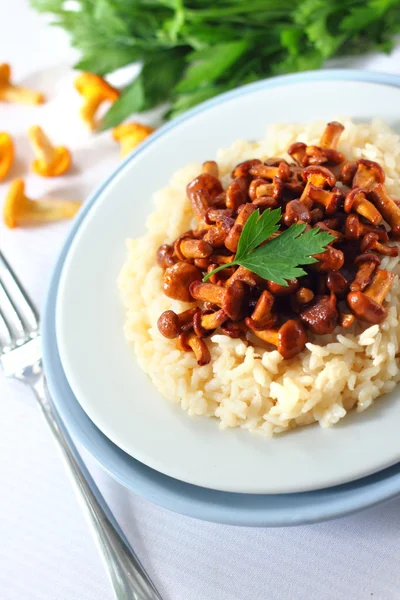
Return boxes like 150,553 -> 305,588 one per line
0,63 -> 45,104
344,188 -> 382,226
0,132 -> 14,181
300,294 -> 338,335
74,73 -> 119,131
300,166 -> 336,206
190,280 -> 246,321
319,121 -> 344,150
347,269 -> 395,324
157,308 -> 198,339
3,179 -> 81,229
246,318 -> 307,359
113,122 -> 154,156
177,331 -> 211,366
162,262 -> 202,302
28,125 -> 71,177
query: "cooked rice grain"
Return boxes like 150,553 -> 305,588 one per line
119,119 -> 400,436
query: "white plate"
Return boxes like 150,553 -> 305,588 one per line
56,76 -> 400,494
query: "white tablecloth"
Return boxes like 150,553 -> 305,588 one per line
1,3 -> 400,599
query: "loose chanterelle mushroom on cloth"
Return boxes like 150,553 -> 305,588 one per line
113,122 -> 154,156
28,126 -> 71,177
4,179 -> 81,228
0,132 -> 14,181
74,73 -> 119,131
0,63 -> 45,105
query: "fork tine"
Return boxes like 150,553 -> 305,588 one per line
0,309 -> 13,352
0,252 -> 39,335
0,281 -> 27,342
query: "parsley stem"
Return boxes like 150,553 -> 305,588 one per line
202,262 -> 236,282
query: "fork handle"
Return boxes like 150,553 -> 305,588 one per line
32,374 -> 163,600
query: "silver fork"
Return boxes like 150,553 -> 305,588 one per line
0,251 -> 163,600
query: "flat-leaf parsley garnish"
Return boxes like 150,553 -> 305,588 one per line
202,208 -> 334,286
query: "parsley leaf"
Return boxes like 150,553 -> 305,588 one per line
235,208 -> 281,260
238,223 -> 333,285
100,52 -> 185,130
75,48 -> 140,77
174,41 -> 249,93
100,76 -> 145,131
203,209 -> 334,285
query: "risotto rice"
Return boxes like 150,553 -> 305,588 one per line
119,118 -> 400,436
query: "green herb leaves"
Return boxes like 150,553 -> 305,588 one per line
31,0 -> 400,129
238,221 -> 333,285
203,208 -> 334,285
235,208 -> 281,259
174,41 -> 248,94
100,53 -> 186,130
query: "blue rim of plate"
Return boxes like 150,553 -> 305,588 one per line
43,69 -> 400,527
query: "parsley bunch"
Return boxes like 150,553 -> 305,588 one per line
32,0 -> 400,129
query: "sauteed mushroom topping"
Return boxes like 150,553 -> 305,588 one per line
157,308 -> 199,339
162,262 -> 202,302
350,254 -> 381,292
344,188 -> 382,225
155,122 -> 398,364
347,269 -> 395,324
246,319 -> 307,359
177,331 -> 211,366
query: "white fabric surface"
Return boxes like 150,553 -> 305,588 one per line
1,2 -> 400,599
